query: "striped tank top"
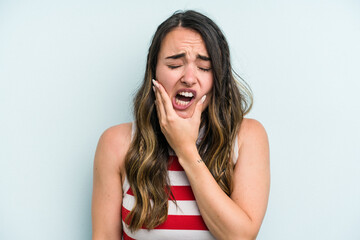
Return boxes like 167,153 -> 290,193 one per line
122,124 -> 239,239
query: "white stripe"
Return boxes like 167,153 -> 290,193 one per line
122,175 -> 130,194
168,171 -> 190,186
233,134 -> 239,164
123,194 -> 201,215
122,223 -> 216,240
122,171 -> 189,194
131,122 -> 136,139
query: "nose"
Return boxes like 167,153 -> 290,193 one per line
181,64 -> 197,87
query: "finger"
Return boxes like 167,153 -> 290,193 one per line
152,79 -> 175,117
153,81 -> 166,120
153,86 -> 161,116
192,95 -> 206,121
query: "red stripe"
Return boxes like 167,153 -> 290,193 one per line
126,188 -> 133,195
155,214 -> 208,230
122,207 -> 208,230
122,205 -> 130,223
122,230 -> 135,240
168,156 -> 184,171
126,185 -> 195,201
169,186 -> 195,200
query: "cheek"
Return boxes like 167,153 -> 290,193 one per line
203,77 -> 214,104
156,65 -> 177,92
205,77 -> 214,94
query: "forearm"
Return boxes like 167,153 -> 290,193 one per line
178,152 -> 258,240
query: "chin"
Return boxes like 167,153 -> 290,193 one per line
175,109 -> 193,119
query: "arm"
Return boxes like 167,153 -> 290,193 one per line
153,80 -> 270,239
92,123 -> 132,240
179,119 -> 270,240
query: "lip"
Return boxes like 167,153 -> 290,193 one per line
172,88 -> 197,111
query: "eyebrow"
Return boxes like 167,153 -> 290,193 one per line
165,53 -> 211,61
165,53 -> 185,59
197,54 -> 211,61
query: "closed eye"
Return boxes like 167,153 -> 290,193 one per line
167,65 -> 181,69
199,67 -> 212,72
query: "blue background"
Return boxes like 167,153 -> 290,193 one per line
1,0 -> 359,239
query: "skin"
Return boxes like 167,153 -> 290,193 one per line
92,27 -> 270,240
155,27 -> 213,119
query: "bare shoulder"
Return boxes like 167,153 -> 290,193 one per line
98,122 -> 133,153
231,118 -> 270,229
92,122 -> 132,238
94,122 -> 133,174
237,118 -> 269,150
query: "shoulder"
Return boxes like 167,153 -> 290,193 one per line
231,118 -> 270,230
237,118 -> 269,150
92,123 -> 133,236
94,122 -> 133,174
98,122 -> 133,152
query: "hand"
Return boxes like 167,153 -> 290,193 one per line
152,79 -> 206,159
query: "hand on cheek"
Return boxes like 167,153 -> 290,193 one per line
152,79 -> 206,158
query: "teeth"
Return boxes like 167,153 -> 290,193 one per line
179,91 -> 194,97
175,98 -> 190,106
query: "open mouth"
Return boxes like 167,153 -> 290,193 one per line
173,89 -> 196,110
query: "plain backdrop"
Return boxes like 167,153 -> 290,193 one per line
1,0 -> 359,239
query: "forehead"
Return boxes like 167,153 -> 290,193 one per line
159,27 -> 208,57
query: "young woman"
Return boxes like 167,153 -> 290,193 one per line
92,10 -> 270,240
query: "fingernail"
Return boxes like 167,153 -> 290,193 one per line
201,95 -> 206,103
152,79 -> 158,88
152,86 -> 155,92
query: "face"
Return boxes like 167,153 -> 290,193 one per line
156,27 -> 213,119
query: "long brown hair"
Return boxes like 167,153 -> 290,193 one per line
124,10 -> 252,231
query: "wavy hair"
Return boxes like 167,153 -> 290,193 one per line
124,10 -> 252,231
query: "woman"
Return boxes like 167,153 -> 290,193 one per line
92,10 -> 270,240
